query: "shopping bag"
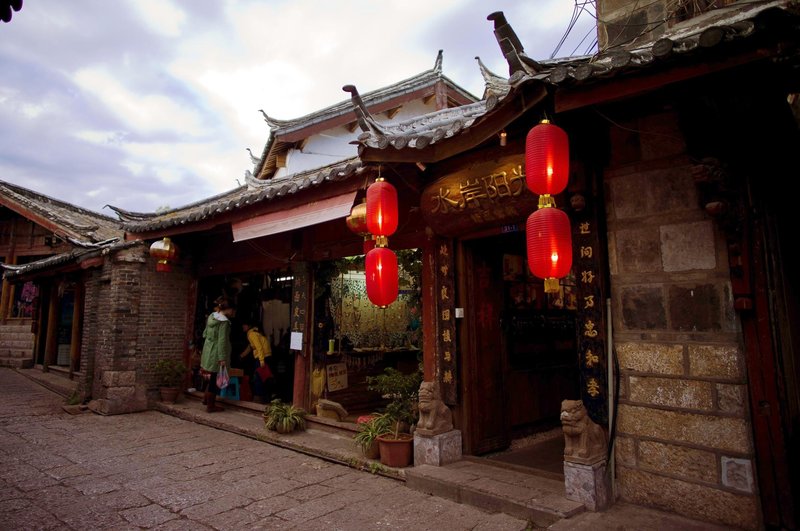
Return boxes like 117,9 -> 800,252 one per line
256,364 -> 273,382
216,365 -> 229,389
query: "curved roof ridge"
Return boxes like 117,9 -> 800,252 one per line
257,50 -> 477,134
108,184 -> 248,222
475,56 -> 510,99
122,157 -> 364,234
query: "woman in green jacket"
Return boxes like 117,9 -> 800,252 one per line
201,296 -> 235,412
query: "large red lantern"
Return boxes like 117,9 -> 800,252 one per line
526,207 -> 572,293
525,119 -> 569,204
366,177 -> 398,242
365,246 -> 398,308
149,237 -> 178,272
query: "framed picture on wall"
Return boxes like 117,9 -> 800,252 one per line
503,254 -> 524,281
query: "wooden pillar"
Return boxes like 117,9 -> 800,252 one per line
43,283 -> 59,371
69,283 -> 84,377
421,229 -> 437,382
290,261 -> 312,409
0,254 -> 16,321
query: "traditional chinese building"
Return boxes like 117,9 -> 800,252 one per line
351,1 -> 800,528
3,2 -> 799,528
1,52 -> 479,416
0,180 -> 125,382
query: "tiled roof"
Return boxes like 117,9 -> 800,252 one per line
354,0 -> 799,155
2,240 -> 142,280
0,179 -> 123,243
252,50 -> 478,180
114,158 -> 364,233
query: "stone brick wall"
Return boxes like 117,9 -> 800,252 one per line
80,244 -> 192,415
604,109 -> 759,528
595,0 -> 735,50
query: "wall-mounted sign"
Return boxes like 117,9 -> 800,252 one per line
421,155 -> 538,237
326,362 -> 348,392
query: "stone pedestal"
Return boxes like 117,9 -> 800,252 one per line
563,459 -> 611,511
414,430 -> 461,466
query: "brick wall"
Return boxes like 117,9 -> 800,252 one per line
80,244 -> 192,414
604,108 -> 759,528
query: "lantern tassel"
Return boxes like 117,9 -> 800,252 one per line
544,278 -> 560,293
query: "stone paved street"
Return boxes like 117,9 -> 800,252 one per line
0,368 -> 528,530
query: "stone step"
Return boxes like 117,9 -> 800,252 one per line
406,459 -> 585,528
0,357 -> 34,369
0,349 -> 31,358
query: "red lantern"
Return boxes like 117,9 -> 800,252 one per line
525,120 -> 569,200
365,246 -> 398,308
149,237 -> 178,272
526,207 -> 572,293
366,177 -> 398,240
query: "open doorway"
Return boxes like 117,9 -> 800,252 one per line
462,232 -> 579,477
195,270 -> 294,404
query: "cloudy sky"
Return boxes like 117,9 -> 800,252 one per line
0,1 -> 596,216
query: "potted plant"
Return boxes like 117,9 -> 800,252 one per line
366,366 -> 422,467
263,399 -> 307,434
353,413 -> 392,459
154,358 -> 186,403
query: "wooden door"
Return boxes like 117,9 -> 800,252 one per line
461,237 -> 510,455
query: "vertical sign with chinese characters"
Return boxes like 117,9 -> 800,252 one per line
573,202 -> 608,425
437,238 -> 458,405
290,262 -> 310,355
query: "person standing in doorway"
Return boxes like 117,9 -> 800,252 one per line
201,296 -> 234,413
240,321 -> 273,402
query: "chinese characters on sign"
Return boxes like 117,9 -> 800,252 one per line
421,157 -> 538,237
437,239 -> 458,405
574,206 -> 608,425
326,362 -> 348,392
290,262 -> 310,354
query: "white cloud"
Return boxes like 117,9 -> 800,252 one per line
72,68 -> 205,136
126,0 -> 187,38
0,0 -> 597,213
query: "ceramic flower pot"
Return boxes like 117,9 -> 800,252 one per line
377,433 -> 414,468
362,440 -> 380,460
158,387 -> 180,403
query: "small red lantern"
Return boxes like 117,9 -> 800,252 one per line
149,237 -> 178,272
526,207 -> 572,293
525,119 -> 569,201
365,246 -> 398,308
366,177 -> 398,241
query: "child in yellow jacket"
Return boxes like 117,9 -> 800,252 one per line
240,321 -> 273,402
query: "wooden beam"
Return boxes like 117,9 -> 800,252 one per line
556,47 -> 774,113
69,283 -> 83,376
43,284 -> 59,371
275,151 -> 288,168
384,106 -> 402,119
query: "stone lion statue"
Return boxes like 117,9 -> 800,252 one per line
416,381 -> 453,435
560,399 -> 607,462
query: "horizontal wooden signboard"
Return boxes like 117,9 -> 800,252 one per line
420,155 -> 537,237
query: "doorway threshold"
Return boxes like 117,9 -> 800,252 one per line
483,427 -> 565,481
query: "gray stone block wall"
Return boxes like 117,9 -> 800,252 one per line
604,109 -> 758,528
